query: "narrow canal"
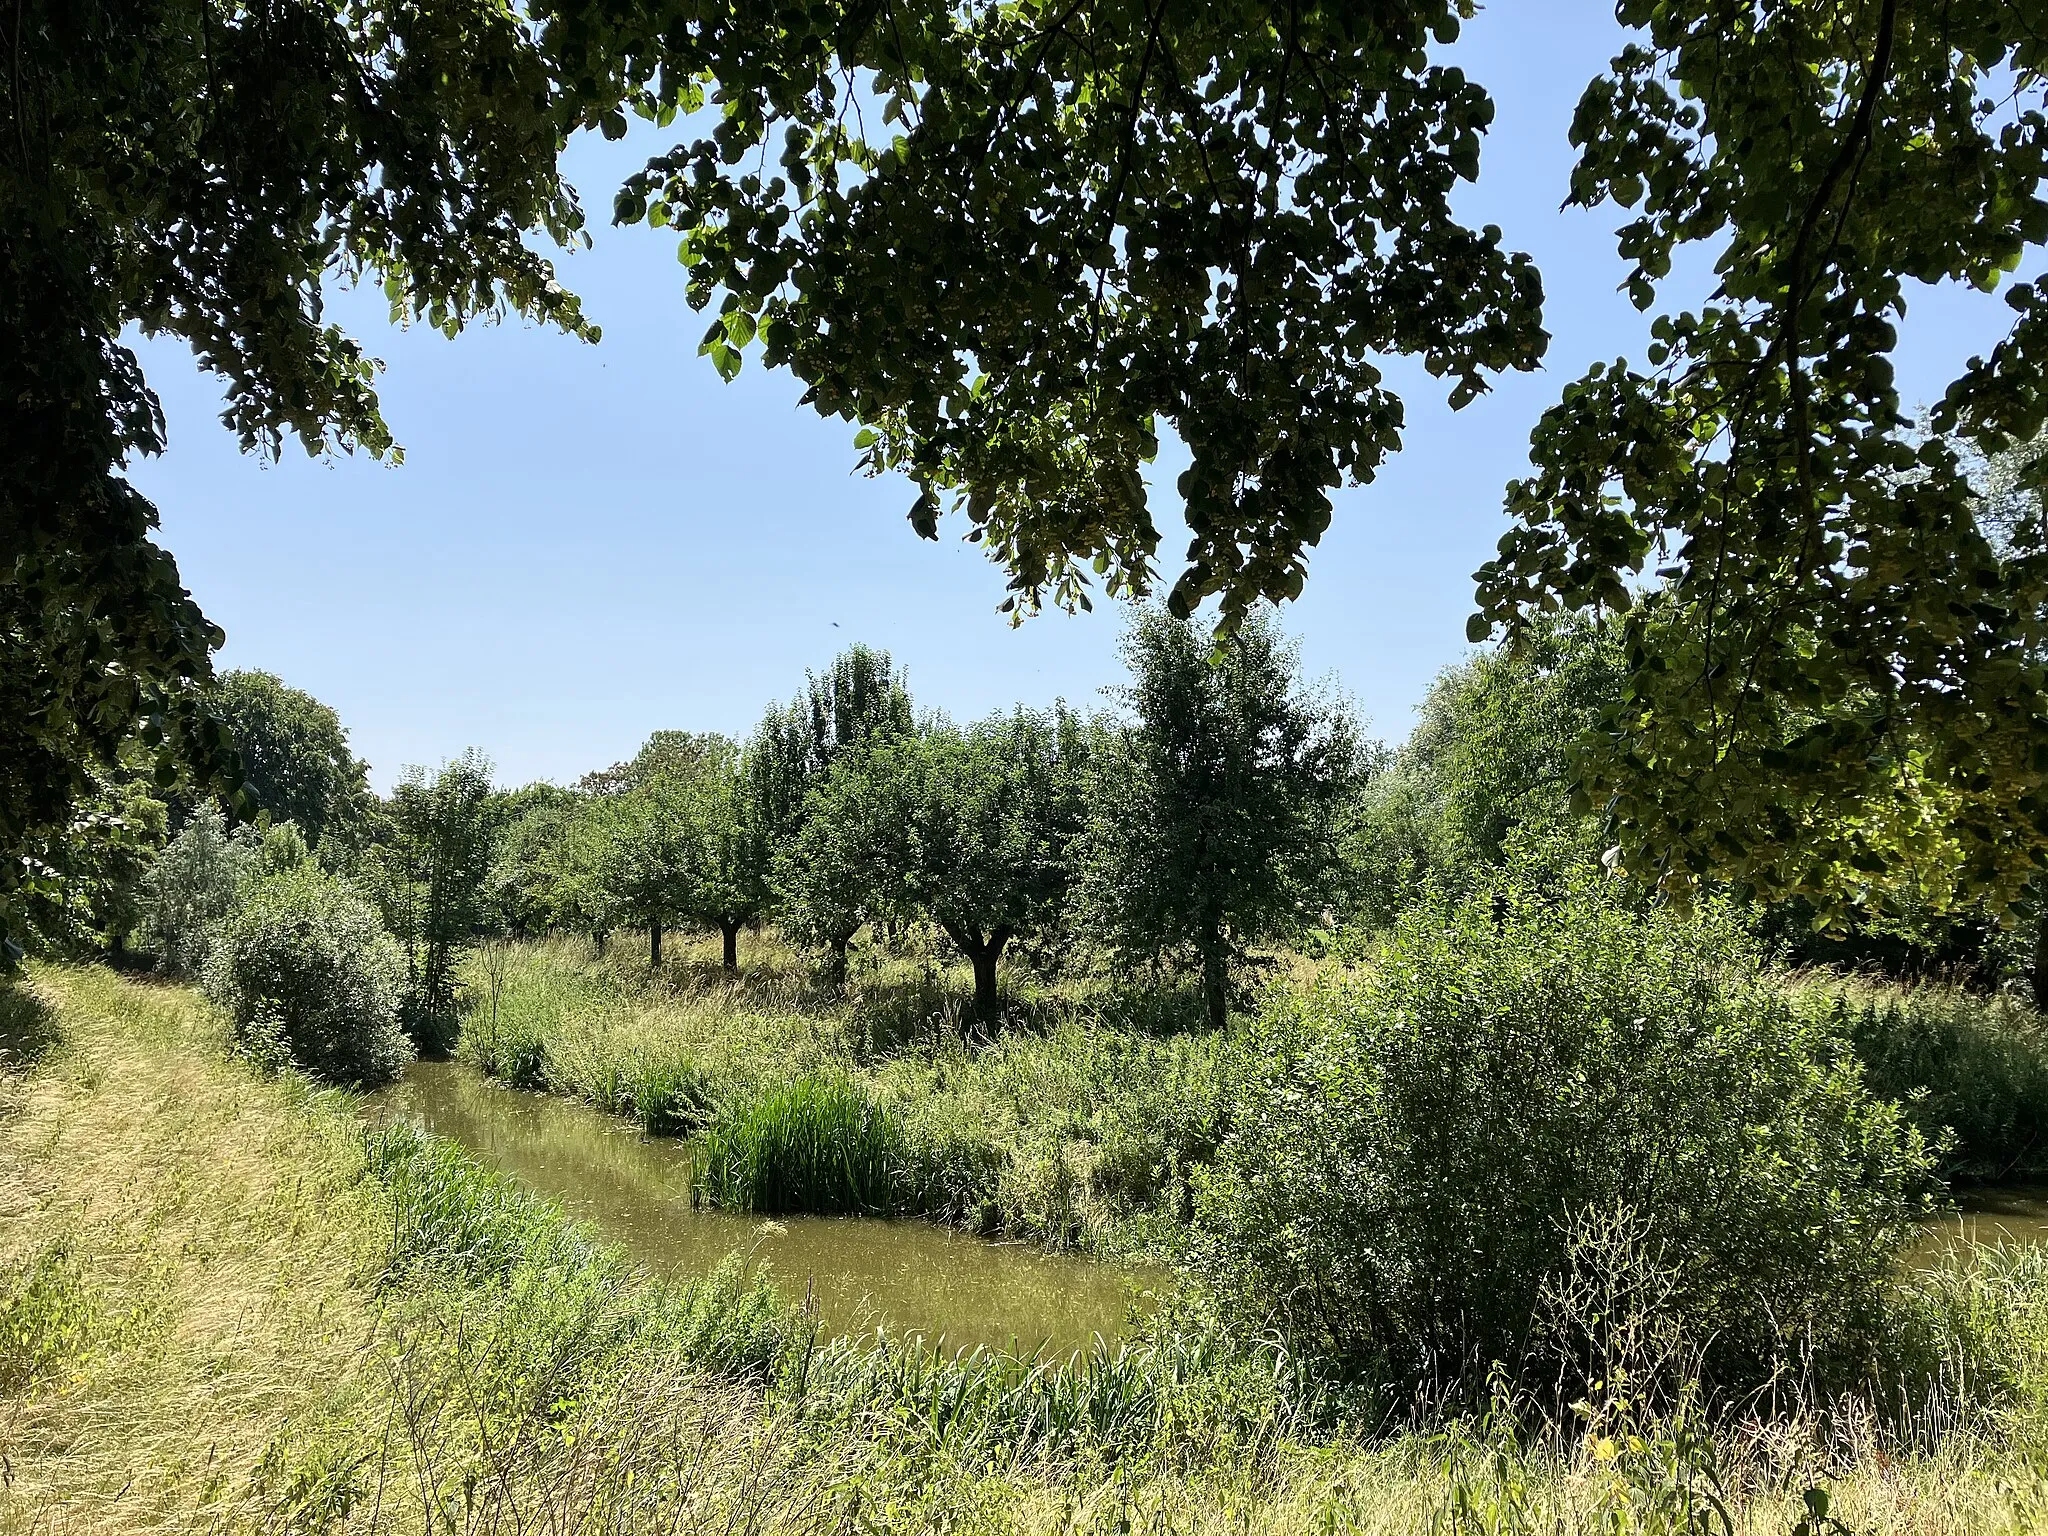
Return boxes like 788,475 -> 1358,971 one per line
368,1061 -> 1151,1353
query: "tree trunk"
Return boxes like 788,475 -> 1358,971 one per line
2032,911 -> 2048,1013
970,944 -> 1001,1023
720,919 -> 739,973
594,928 -> 607,958
650,921 -> 663,968
1201,941 -> 1228,1034
826,931 -> 853,987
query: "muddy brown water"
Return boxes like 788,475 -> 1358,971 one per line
1912,1186 -> 2048,1265
366,1061 -> 1154,1353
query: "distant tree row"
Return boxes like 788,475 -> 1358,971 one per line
490,613 -> 1360,1029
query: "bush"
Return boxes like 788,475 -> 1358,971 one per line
203,865 -> 413,1085
1795,975 -> 2048,1182
1189,879 -> 1937,1400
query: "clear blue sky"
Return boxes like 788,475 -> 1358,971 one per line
126,6 -> 2018,792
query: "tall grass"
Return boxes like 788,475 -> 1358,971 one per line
692,1075 -> 909,1214
457,937 -> 1223,1252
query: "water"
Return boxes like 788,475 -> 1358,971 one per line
367,1061 -> 1151,1353
1912,1185 -> 2048,1263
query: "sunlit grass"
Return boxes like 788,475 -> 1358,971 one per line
12,966 -> 2048,1533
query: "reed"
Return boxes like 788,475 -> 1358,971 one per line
692,1074 -> 911,1215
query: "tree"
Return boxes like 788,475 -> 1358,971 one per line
1081,609 -> 1358,1032
486,785 -> 586,938
366,752 -> 498,1050
591,774 -> 695,968
3,0 -> 594,958
1475,2 -> 2048,922
209,672 -> 371,853
857,710 -> 1087,1021
1345,615 -> 1625,921
675,749 -> 772,973
135,803 -> 262,976
747,644 -> 916,977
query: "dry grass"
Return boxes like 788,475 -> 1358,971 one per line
0,966 -> 379,1533
5,965 -> 2048,1534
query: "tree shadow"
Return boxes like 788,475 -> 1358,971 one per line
0,981 -> 59,1076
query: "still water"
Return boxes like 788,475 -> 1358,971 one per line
367,1061 -> 1149,1353
1915,1186 -> 2048,1260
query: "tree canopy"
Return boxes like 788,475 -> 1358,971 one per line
16,0 -> 2048,946
1476,1 -> 2048,918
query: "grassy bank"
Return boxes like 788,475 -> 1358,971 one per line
12,967 -> 2048,1532
460,934 -> 1222,1252
461,934 -> 2048,1262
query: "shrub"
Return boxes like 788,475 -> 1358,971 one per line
1794,975 -> 2048,1182
1189,878 -> 1937,1400
203,865 -> 413,1085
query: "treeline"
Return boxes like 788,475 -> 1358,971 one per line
32,601 -> 2045,1083
479,612 -> 1357,1032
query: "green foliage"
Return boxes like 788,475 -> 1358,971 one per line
1190,878 -> 1936,1398
12,763 -> 171,961
202,864 -> 412,1086
752,645 -> 915,977
693,1075 -> 908,1216
674,747 -> 773,971
1797,975 -> 2048,1184
208,671 -> 371,853
135,803 -> 263,976
793,709 -> 1088,1019
1345,616 -> 1624,924
3,0 -> 592,960
1476,3 -> 2048,919
0,1243 -> 97,1396
596,1 -> 1545,623
366,751 -> 498,1049
1081,608 -> 1358,1030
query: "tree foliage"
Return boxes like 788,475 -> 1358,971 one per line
587,0 -> 1545,621
209,671 -> 371,852
789,709 -> 1087,1016
1476,1 -> 2048,917
365,752 -> 499,1049
2,0 -> 593,957
1081,609 -> 1357,1030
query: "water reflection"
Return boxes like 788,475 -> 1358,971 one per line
366,1061 -> 1149,1352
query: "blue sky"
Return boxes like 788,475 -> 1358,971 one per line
128,6 -> 2020,791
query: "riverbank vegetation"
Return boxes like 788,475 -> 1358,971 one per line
12,965 -> 2048,1534
20,615 -> 2048,1531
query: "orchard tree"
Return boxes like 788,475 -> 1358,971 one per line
1081,609 -> 1359,1032
209,671 -> 371,853
780,752 -> 889,985
677,748 -> 772,973
745,645 -> 914,854
592,774 -> 695,968
863,710 -> 1087,1022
